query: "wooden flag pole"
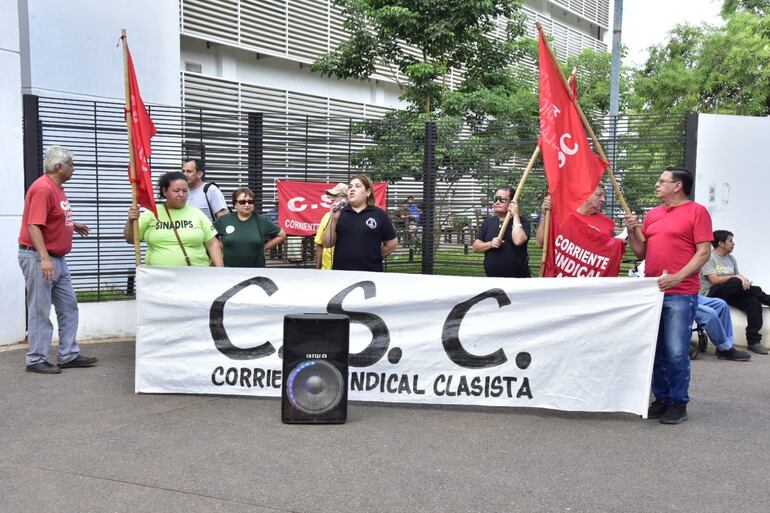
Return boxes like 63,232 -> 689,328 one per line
536,67 -> 577,276
497,69 -> 577,242
121,29 -> 141,266
536,22 -> 644,242
538,208 -> 551,277
497,146 -> 541,241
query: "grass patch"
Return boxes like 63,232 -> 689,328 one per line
76,287 -> 133,302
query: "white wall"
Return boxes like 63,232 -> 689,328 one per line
0,0 -> 26,345
694,113 -> 770,287
51,301 -> 137,341
181,37 -> 405,109
19,0 -> 180,105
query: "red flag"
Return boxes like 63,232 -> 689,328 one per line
126,47 -> 158,218
543,214 -> 625,277
538,30 -> 605,229
276,180 -> 388,236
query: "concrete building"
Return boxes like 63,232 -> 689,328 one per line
1,0 -> 609,345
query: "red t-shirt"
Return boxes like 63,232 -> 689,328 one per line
18,174 -> 74,256
643,201 -> 712,295
574,211 -> 615,237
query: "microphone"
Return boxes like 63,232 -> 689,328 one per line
332,198 -> 348,212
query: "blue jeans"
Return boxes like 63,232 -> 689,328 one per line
695,296 -> 734,351
653,294 -> 697,405
18,249 -> 80,365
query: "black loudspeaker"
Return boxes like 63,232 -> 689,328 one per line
282,314 -> 349,424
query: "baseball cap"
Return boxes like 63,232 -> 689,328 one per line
325,183 -> 348,196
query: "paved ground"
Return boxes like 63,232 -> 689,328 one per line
1,339 -> 769,513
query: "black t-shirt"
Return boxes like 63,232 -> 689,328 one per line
476,216 -> 532,278
332,204 -> 396,272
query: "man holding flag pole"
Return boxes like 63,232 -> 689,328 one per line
626,168 -> 712,424
534,25 -> 711,424
534,23 -> 635,280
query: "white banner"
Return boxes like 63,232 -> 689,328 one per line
135,267 -> 662,416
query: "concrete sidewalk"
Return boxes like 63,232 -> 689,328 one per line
1,339 -> 769,513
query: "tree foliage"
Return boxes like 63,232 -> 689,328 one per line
312,0 -> 528,116
721,0 -> 770,16
312,0 -> 546,228
632,7 -> 770,116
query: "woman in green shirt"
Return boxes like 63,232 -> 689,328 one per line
124,171 -> 223,267
214,187 -> 286,267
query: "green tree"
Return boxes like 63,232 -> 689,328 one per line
312,0 -> 528,116
564,47 -> 634,132
312,0 -> 542,230
721,0 -> 770,16
632,11 -> 770,116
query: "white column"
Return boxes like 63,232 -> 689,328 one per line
0,0 -> 26,345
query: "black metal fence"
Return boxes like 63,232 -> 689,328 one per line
23,94 -> 690,301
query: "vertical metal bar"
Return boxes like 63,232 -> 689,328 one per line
22,94 -> 42,193
304,114 -> 309,181
248,112 -> 264,211
421,121 -> 437,274
347,118 -> 352,179
199,107 -> 204,171
93,101 -> 101,300
685,113 -> 699,200
609,0 -> 623,118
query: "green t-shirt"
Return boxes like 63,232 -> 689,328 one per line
138,204 -> 217,266
214,212 -> 280,267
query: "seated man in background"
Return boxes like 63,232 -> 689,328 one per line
701,230 -> 770,355
696,296 -> 750,361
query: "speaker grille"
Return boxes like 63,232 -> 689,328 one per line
286,359 -> 345,414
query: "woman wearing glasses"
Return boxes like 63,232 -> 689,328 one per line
472,185 -> 531,278
214,187 -> 286,267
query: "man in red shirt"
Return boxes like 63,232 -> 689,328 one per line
536,184 -> 616,244
626,168 -> 712,424
18,146 -> 97,374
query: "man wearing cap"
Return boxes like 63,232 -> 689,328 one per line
315,183 -> 348,269
18,145 -> 98,374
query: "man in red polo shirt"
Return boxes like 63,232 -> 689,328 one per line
18,146 -> 97,374
626,167 -> 712,424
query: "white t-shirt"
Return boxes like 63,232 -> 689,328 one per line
187,182 -> 227,221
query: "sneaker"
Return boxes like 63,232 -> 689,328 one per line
26,361 -> 62,374
748,344 -> 768,355
716,347 -> 751,361
647,399 -> 669,419
660,403 -> 688,424
57,355 -> 98,368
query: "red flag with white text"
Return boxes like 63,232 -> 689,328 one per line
277,180 -> 388,236
543,214 -> 625,277
538,29 -> 607,276
126,46 -> 158,218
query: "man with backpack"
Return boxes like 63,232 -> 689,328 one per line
182,158 -> 227,221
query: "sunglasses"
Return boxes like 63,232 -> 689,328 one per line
493,196 -> 511,203
236,199 -> 255,205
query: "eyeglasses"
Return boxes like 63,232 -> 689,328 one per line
655,179 -> 679,186
236,199 -> 255,205
493,196 -> 511,203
